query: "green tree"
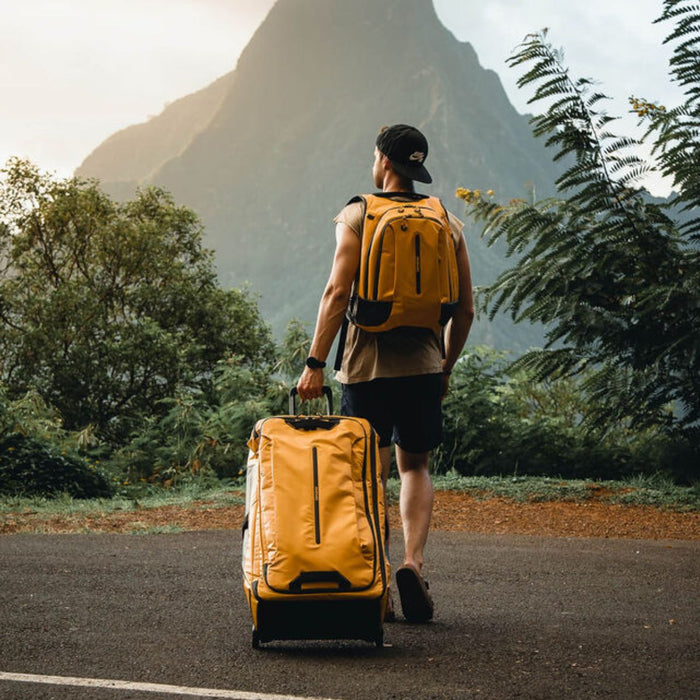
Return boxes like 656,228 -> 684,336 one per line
459,1 -> 699,444
0,160 -> 275,444
274,318 -> 311,381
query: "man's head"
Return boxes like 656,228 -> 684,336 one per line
375,124 -> 432,184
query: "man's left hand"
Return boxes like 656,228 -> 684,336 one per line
441,373 -> 450,400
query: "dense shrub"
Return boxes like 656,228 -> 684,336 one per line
112,357 -> 285,485
0,384 -> 112,498
434,347 -> 693,483
0,433 -> 112,498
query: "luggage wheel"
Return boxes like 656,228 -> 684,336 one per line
375,629 -> 384,648
252,626 -> 261,650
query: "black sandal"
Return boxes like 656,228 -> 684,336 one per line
396,564 -> 434,623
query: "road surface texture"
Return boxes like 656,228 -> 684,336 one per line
1,531 -> 698,699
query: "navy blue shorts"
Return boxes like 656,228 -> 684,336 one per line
340,374 -> 443,453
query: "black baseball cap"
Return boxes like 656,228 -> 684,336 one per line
376,124 -> 432,184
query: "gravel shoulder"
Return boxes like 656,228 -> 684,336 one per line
1,490 -> 698,540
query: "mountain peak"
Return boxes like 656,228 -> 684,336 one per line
77,0 -> 560,349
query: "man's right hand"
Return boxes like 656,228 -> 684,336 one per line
296,367 -> 325,403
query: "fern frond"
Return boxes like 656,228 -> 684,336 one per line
585,91 -> 611,109
509,348 -> 585,382
602,136 -> 643,154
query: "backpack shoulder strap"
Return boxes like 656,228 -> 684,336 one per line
434,198 -> 461,246
342,195 -> 370,235
421,196 -> 457,241
334,195 -> 368,373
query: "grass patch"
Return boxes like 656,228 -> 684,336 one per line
387,472 -> 699,511
0,481 -> 244,518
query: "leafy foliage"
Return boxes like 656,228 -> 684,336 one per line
274,318 -> 311,381
0,160 -> 276,444
650,1 -> 700,230
0,385 -> 112,498
435,347 -> 693,483
458,2 -> 700,450
112,357 -> 284,486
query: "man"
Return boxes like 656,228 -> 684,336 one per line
297,124 -> 474,622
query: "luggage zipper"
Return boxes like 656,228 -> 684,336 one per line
368,431 -> 387,589
312,446 -> 321,545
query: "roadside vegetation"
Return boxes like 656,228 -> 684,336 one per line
1,474 -> 698,527
0,1 -> 697,508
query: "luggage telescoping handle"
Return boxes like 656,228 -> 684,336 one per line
289,386 -> 334,415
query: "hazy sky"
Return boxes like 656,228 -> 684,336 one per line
0,0 -> 683,194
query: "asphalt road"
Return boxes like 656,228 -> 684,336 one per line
0,531 -> 698,699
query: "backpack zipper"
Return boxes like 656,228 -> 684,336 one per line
372,227 -> 388,299
415,234 -> 422,294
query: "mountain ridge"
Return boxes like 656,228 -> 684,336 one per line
76,0 -> 562,349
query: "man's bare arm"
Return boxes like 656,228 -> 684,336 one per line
296,222 -> 360,401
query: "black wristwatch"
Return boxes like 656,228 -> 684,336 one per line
305,356 -> 326,369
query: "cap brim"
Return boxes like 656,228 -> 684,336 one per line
392,160 -> 432,184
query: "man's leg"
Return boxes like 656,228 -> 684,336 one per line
396,446 -> 433,571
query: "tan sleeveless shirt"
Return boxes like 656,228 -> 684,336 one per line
334,197 -> 465,384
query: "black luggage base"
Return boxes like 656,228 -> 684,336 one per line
253,598 -> 384,649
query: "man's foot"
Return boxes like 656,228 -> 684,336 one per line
396,563 -> 433,622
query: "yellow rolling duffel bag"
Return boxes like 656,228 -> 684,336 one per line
242,388 -> 390,649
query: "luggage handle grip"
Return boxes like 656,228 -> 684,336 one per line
284,416 -> 340,431
289,386 -> 333,415
288,570 -> 351,593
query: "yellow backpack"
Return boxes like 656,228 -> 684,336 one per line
347,193 -> 459,334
